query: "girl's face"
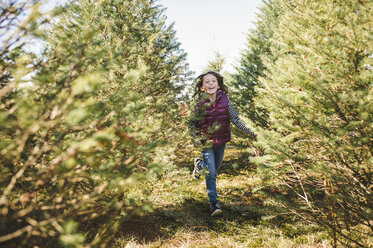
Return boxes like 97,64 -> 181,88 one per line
200,74 -> 220,95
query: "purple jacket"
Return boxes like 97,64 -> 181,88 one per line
197,90 -> 231,148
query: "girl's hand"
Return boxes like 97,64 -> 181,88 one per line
249,132 -> 257,140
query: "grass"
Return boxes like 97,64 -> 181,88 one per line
112,146 -> 332,248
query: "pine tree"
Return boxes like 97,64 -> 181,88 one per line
230,0 -> 284,128
0,0 -> 190,246
252,0 -> 373,246
203,49 -> 226,74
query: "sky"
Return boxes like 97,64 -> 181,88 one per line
44,0 -> 263,75
158,0 -> 263,75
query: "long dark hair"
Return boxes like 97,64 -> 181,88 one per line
193,71 -> 228,97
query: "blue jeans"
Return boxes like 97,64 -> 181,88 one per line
199,143 -> 226,207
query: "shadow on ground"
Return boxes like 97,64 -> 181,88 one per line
116,194 -> 267,244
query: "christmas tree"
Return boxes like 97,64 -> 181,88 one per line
250,0 -> 372,246
230,0 -> 284,128
0,0 -> 190,246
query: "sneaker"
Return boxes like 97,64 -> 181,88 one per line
192,158 -> 202,179
210,203 -> 222,217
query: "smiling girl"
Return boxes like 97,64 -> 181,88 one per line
188,71 -> 256,217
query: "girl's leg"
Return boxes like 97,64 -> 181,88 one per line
214,143 -> 226,172
208,143 -> 226,214
200,148 -> 218,206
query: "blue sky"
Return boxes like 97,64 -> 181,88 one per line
158,0 -> 263,74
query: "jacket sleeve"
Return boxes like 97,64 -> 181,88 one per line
228,101 -> 256,138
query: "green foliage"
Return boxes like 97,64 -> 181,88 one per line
0,0 -> 191,247
250,0 -> 373,246
230,0 -> 284,128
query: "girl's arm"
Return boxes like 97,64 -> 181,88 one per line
228,102 -> 256,138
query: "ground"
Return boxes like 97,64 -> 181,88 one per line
113,145 -> 332,248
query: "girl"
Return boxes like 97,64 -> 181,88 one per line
188,71 -> 256,217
